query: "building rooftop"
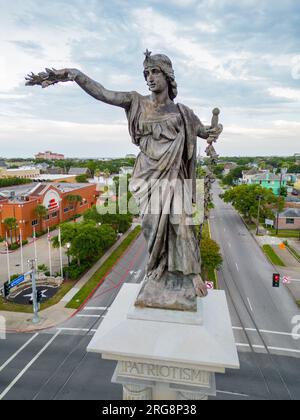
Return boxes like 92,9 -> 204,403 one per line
252,174 -> 283,181
32,174 -> 75,181
68,168 -> 90,176
279,208 -> 300,218
0,182 -> 94,203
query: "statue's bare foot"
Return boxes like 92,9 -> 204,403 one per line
193,275 -> 208,298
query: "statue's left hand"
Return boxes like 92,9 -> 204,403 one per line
207,124 -> 223,141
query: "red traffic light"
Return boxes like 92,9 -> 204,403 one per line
273,274 -> 280,287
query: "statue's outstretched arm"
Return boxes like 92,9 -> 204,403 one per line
25,68 -> 132,109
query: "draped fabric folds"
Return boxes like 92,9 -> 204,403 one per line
126,92 -> 202,281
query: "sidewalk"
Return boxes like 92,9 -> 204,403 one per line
0,224 -> 141,333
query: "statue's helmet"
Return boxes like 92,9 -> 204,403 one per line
143,50 -> 178,100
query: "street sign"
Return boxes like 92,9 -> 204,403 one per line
9,275 -> 25,289
283,276 -> 291,285
265,219 -> 274,227
206,282 -> 214,290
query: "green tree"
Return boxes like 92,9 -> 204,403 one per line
35,205 -> 48,233
213,164 -> 225,179
223,166 -> 247,186
70,222 -> 116,266
201,238 -> 223,273
221,184 -> 284,224
75,174 -> 88,183
4,217 -> 18,244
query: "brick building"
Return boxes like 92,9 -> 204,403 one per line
35,151 -> 65,161
275,208 -> 300,231
0,183 -> 99,241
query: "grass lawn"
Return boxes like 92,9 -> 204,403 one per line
262,245 -> 286,267
269,229 -> 300,239
0,280 -> 75,314
66,226 -> 142,309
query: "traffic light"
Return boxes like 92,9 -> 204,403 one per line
3,282 -> 10,298
37,290 -> 43,303
273,273 -> 280,288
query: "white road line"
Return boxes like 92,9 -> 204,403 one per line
217,390 -> 250,398
83,307 -> 107,311
260,329 -> 300,339
0,333 -> 39,374
228,243 -> 232,248
247,298 -> 253,312
235,263 -> 239,272
233,327 -> 300,339
0,330 -> 60,401
268,346 -> 300,355
76,314 -> 103,319
58,328 -> 97,333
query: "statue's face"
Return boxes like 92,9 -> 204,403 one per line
144,66 -> 168,94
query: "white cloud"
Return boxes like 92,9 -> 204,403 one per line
268,87 -> 300,102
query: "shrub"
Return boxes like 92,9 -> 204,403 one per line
22,240 -> 28,246
38,264 -> 48,272
9,243 -> 20,251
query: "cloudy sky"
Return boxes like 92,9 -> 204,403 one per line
0,0 -> 300,158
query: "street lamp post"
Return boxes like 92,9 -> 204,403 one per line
66,243 -> 71,267
28,258 -> 40,325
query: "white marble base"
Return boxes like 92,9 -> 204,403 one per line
87,284 -> 239,400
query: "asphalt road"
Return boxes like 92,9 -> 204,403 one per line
210,182 -> 300,400
1,198 -> 300,400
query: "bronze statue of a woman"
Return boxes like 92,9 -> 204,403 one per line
26,51 -> 223,312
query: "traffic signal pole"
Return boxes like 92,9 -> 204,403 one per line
28,259 -> 40,325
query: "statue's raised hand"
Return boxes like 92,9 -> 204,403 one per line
25,68 -> 78,88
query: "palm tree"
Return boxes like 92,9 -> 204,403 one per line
35,205 -> 48,233
66,194 -> 82,222
4,217 -> 17,245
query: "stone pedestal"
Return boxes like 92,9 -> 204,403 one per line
87,284 -> 239,401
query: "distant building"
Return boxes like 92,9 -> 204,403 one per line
0,160 -> 7,169
32,174 -> 77,183
223,163 -> 237,176
35,151 -> 65,161
0,166 -> 41,180
68,168 -> 92,177
250,173 -> 287,196
242,168 -> 268,184
0,182 -> 99,241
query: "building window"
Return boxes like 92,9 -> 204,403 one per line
52,212 -> 58,218
64,208 -> 69,213
286,218 -> 295,225
32,220 -> 39,226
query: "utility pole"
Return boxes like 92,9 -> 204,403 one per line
256,195 -> 263,236
276,168 -> 287,235
28,259 -> 40,324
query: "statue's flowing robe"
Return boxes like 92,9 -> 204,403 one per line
126,92 -> 203,281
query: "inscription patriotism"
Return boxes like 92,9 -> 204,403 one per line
119,361 -> 210,387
